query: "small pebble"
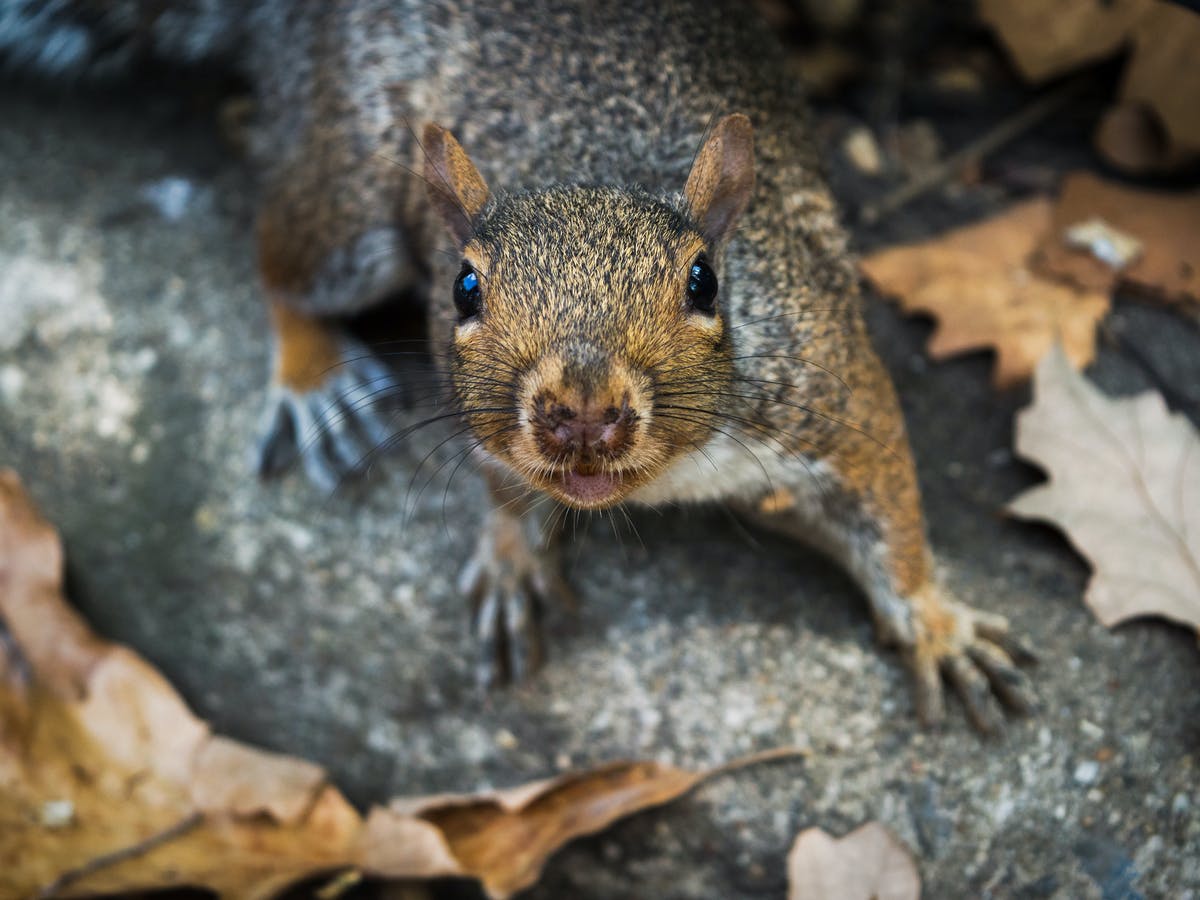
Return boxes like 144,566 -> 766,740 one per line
1074,760 -> 1100,786
843,126 -> 883,175
139,176 -> 198,221
494,728 -> 519,750
0,365 -> 25,401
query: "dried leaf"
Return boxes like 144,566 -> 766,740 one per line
1118,2 -> 1200,164
1095,102 -> 1181,175
366,762 -> 705,899
787,822 -> 920,900
0,467 -> 757,899
978,0 -> 1147,82
1034,172 -> 1200,311
859,199 -> 1110,387
981,0 -> 1200,170
0,471 -> 363,900
1008,347 -> 1200,635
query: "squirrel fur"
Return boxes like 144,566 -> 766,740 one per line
3,0 -> 1037,730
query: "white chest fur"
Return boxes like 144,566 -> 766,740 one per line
626,430 -> 832,510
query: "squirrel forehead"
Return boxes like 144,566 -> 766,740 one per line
472,187 -> 701,282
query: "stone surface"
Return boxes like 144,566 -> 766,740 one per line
1,81 -> 1198,899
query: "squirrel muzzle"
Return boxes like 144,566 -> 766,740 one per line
516,348 -> 652,507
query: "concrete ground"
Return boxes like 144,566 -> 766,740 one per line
0,77 -> 1197,899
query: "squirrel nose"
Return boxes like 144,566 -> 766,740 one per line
532,395 -> 638,463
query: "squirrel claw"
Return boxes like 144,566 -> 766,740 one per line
905,588 -> 1037,734
255,341 -> 400,492
470,580 -> 545,688
459,513 -> 570,688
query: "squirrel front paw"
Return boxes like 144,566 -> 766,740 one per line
458,511 -> 573,688
899,585 -> 1038,733
255,335 -> 400,492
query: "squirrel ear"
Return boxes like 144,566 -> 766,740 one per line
423,123 -> 490,246
685,113 -> 755,246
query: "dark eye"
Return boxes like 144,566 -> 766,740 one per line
687,256 -> 718,314
454,265 -> 482,320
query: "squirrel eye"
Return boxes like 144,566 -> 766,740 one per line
686,255 -> 718,314
453,265 -> 482,320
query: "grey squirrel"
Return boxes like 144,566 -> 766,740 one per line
4,0 -> 1037,730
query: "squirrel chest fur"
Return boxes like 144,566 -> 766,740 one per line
8,0 -> 1037,730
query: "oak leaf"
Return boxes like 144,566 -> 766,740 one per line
364,761 -> 707,898
0,468 -> 761,899
859,199 -> 1110,388
787,822 -> 920,900
980,0 -> 1200,172
1008,348 -> 1200,635
1112,2 -> 1200,168
978,0 -> 1146,82
1034,172 -> 1200,312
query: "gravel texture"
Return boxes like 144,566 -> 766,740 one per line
1,79 -> 1197,899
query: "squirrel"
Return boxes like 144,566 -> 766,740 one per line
5,0 -> 1037,731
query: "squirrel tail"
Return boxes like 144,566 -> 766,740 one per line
0,0 -> 250,79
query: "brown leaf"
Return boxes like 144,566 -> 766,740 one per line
2,468 -> 767,898
0,470 -> 363,900
367,762 -> 704,899
1008,347 -> 1200,635
787,822 -> 920,900
981,0 -> 1200,171
1117,3 -> 1200,164
1095,101 -> 1200,176
978,0 -> 1148,83
1034,173 -> 1200,312
859,200 -> 1110,387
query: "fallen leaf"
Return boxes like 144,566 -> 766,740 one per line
1093,103 -> 1160,174
1117,2 -> 1200,166
1008,347 -> 1200,635
0,467 -> 783,898
365,761 -> 706,899
859,199 -> 1110,387
978,0 -> 1147,82
1034,172 -> 1200,311
787,822 -> 920,900
981,0 -> 1200,171
0,470 -> 363,900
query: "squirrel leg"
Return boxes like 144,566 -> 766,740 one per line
252,142 -> 418,489
739,435 -> 1037,732
255,297 -> 400,492
459,466 -> 574,688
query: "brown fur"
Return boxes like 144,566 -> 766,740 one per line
267,297 -> 344,391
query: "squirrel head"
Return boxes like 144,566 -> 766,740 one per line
423,115 -> 755,508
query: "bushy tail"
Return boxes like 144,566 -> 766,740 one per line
0,0 -> 249,78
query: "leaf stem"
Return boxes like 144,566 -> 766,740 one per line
37,811 -> 204,899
